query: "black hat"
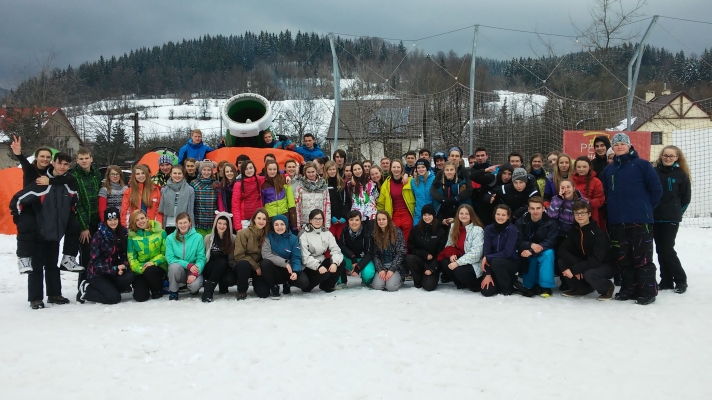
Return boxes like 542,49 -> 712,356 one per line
104,207 -> 120,222
415,158 -> 430,168
421,204 -> 436,217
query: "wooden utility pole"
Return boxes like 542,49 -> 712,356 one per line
133,112 -> 139,164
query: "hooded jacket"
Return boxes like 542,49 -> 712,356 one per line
87,222 -> 128,279
410,172 -> 436,225
547,190 -> 589,235
231,175 -> 264,228
558,221 -> 611,274
234,223 -> 266,270
377,176 -> 416,217
600,146 -> 663,225
407,219 -> 447,264
263,216 -> 302,272
338,224 -> 375,273
653,163 -> 691,222
296,178 -> 331,228
299,224 -> 343,270
203,212 -> 236,264
177,138 -> 215,164
295,142 -> 325,162
570,171 -> 605,226
444,223 -> 485,276
591,135 -> 611,177
127,219 -> 168,273
165,227 -> 207,272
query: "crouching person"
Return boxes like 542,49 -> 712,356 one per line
558,202 -> 615,300
338,210 -> 377,286
299,209 -> 346,293
480,205 -> 520,297
404,205 -> 447,291
437,205 -> 485,292
372,211 -> 407,291
166,212 -> 206,300
516,197 -> 558,297
201,212 -> 237,302
127,209 -> 167,302
261,215 -> 309,299
77,207 -> 135,304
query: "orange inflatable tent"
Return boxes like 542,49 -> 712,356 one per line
0,168 -> 24,235
136,147 -> 304,174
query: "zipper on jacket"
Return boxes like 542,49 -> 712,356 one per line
668,177 -> 672,192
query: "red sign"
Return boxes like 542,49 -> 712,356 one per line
563,131 -> 651,161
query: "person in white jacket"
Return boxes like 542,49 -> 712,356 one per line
298,209 -> 346,293
438,204 -> 485,291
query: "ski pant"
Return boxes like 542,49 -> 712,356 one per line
404,255 -> 439,291
28,240 -> 61,302
202,256 -> 233,288
259,259 -> 309,290
372,271 -> 403,291
84,271 -> 136,305
302,258 -> 345,292
77,222 -> 98,289
16,213 -> 80,259
392,208 -> 413,246
558,257 -> 614,295
167,263 -> 203,294
481,258 -> 520,297
439,259 -> 466,289
132,265 -> 165,302
233,260 -> 269,297
344,257 -> 376,285
654,222 -> 686,285
452,264 -> 483,292
610,223 -> 657,298
521,249 -> 555,290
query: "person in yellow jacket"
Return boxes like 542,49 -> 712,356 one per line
377,159 -> 415,244
126,209 -> 167,302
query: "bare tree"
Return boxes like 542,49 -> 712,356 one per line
4,48 -> 75,108
279,99 -> 319,143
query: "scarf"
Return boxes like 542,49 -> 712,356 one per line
159,179 -> 190,217
531,168 -> 545,178
349,225 -> 363,239
301,177 -> 328,192
493,220 -> 510,233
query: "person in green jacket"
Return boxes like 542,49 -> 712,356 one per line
127,209 -> 167,302
165,212 -> 206,300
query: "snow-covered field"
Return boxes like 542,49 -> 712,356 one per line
1,228 -> 711,399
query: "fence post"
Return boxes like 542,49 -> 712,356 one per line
329,33 -> 340,151
627,16 -> 658,131
469,25 -> 479,156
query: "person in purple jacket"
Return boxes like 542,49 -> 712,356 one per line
480,205 -> 522,297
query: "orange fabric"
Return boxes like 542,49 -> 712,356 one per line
205,147 -> 304,171
0,168 -> 23,235
120,183 -> 163,227
136,152 -> 163,176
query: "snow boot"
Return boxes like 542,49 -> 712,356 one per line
202,281 -> 217,303
658,280 -> 674,290
18,257 -> 32,274
30,300 -> 45,310
636,295 -> 656,305
168,292 -> 179,301
48,295 -> 70,305
540,288 -> 553,298
270,285 -> 281,300
60,255 -> 84,272
674,283 -> 688,294
615,291 -> 635,301
76,280 -> 89,304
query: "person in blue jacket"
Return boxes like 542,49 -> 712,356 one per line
295,133 -> 325,162
600,133 -> 663,305
410,158 -> 436,225
177,129 -> 217,164
260,214 -> 309,298
480,205 -> 521,297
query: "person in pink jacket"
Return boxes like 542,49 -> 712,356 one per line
231,160 -> 264,230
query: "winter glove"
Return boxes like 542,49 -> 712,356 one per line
331,217 -> 338,224
187,263 -> 199,276
339,218 -> 346,224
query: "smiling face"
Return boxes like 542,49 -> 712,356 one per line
494,208 -> 510,224
135,213 -> 148,230
184,161 -> 196,175
405,154 -> 416,166
435,158 -> 445,168
216,218 -> 228,234
348,215 -> 362,232
305,166 -> 317,181
266,163 -> 278,178
159,163 -> 172,175
661,148 -> 679,167
108,169 -> 122,184
422,212 -> 434,224
310,213 -> 324,229
416,164 -> 428,176
177,217 -> 191,234
224,165 -> 236,181
370,167 -> 381,183
558,157 -> 570,173
594,141 -> 608,156
254,212 -> 268,229
244,163 -> 255,178
170,167 -> 184,183
457,207 -> 471,225
560,181 -> 575,199
574,208 -> 591,226
106,216 -> 119,230
36,150 -> 52,168
380,159 -> 390,171
390,162 -> 403,179
200,165 -> 213,179
509,156 -> 522,169
575,160 -> 590,176
531,156 -> 543,170
134,168 -> 146,183
285,161 -> 297,177
273,219 -> 287,234
376,213 -> 388,229
352,164 -> 363,178
613,142 -> 630,156
326,165 -> 337,178
444,165 -> 456,180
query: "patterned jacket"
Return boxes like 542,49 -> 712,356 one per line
152,171 -> 170,187
72,165 -> 102,231
445,223 -> 485,277
87,222 -> 128,279
547,191 -> 589,236
190,177 -> 217,230
349,180 -> 378,221
127,220 -> 168,273
373,228 -> 407,280
296,179 -> 331,229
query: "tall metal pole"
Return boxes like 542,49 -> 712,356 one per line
133,112 -> 139,164
329,33 -> 341,151
469,25 -> 479,156
627,16 -> 658,131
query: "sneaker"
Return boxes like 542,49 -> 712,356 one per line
201,296 -> 213,303
614,291 -> 635,301
513,281 -> 535,298
168,292 -> 179,301
30,300 -> 45,310
283,284 -> 291,295
151,291 -> 163,300
76,280 -> 89,304
18,257 -> 32,274
540,288 -> 553,298
236,292 -> 247,301
636,296 -> 656,305
559,281 -> 570,292
658,281 -> 674,290
674,283 -> 688,294
597,282 -> 615,301
47,295 -> 70,305
270,285 -> 281,300
60,255 -> 84,272
405,275 -> 413,282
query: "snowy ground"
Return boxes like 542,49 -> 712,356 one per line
0,229 -> 711,399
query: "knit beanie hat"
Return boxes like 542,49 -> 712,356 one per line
512,168 -> 528,182
199,160 -> 215,172
272,214 -> 288,229
611,133 -> 631,147
104,206 -> 120,222
421,204 -> 436,217
158,155 -> 174,165
606,148 -> 614,157
448,146 -> 462,156
415,158 -> 430,169
594,135 -> 611,149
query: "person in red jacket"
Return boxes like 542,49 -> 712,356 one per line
571,156 -> 605,228
231,160 -> 265,230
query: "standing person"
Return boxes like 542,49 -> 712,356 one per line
369,165 -> 385,189
10,152 -> 80,309
299,209 -> 346,293
98,166 -> 128,222
470,147 -> 490,171
362,160 -> 373,172
544,153 -> 572,204
217,162 -> 237,216
405,204 -> 447,291
350,162 -> 378,224
333,149 -> 347,177
404,151 -> 417,175
601,133 -> 663,305
158,165 -> 195,235
490,168 -> 539,221
437,205 -> 485,291
233,208 -> 271,300
558,202 -> 615,300
528,153 -> 547,197
165,213 -> 206,300
432,152 -> 447,175
232,160 -> 264,230
371,211 -> 407,291
379,158 -> 391,179
431,161 -> 472,225
184,158 -> 198,183
591,136 -> 611,177
261,160 -> 297,230
480,205 -> 521,297
338,210 -> 377,286
9,135 -> 54,187
516,197 -> 558,297
77,207 -> 135,305
508,152 -> 525,169
295,133 -> 325,162
201,212 -> 236,302
546,151 -> 561,175
571,157 -> 605,228
121,164 -> 162,227
410,158 -> 435,225
235,155 -> 251,177
127,209 -> 167,302
325,160 -> 351,239
152,155 -> 174,187
343,164 -> 353,182
419,148 -> 432,163
654,145 -> 691,294
296,162 -> 331,230
284,159 -> 303,194
190,160 -> 218,236
261,215 -> 309,298
377,159 -> 415,244
177,129 -> 216,164
73,148 -> 103,291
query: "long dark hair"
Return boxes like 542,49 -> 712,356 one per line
213,215 -> 234,253
239,160 -> 260,194
264,160 -> 286,193
373,210 -> 397,250
350,161 -> 369,195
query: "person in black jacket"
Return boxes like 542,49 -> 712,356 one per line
516,196 -> 559,297
338,210 -> 376,286
558,202 -> 615,300
480,205 -> 521,297
471,163 -> 515,225
591,135 -> 611,177
404,204 -> 448,291
490,168 -> 539,221
653,146 -> 692,294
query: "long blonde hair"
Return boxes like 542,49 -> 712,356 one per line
129,164 -> 155,209
553,153 -> 573,191
450,204 -> 483,245
324,160 -> 345,191
656,145 -> 692,182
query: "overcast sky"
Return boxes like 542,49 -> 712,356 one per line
1,0 -> 710,88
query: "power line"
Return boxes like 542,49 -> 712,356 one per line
659,15 -> 712,26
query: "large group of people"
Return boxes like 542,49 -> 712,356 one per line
8,129 -> 691,309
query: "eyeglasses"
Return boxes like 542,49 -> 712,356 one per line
109,173 -> 121,176
574,212 -> 589,216
312,217 -> 324,221
662,154 -> 678,159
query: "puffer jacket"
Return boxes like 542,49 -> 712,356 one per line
87,222 -> 128,279
263,229 -> 302,272
127,220 -> 168,273
261,178 -> 297,228
231,175 -> 264,228
571,171 -> 605,226
547,190 -> 589,235
177,139 -> 215,163
558,221 -> 611,274
203,211 -> 236,264
444,223 -> 485,277
654,163 -> 691,222
165,227 -> 207,273
234,223 -> 266,270
120,183 -> 162,227
296,178 -> 331,228
373,227 -> 407,280
410,172 -> 436,225
299,225 -> 343,270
